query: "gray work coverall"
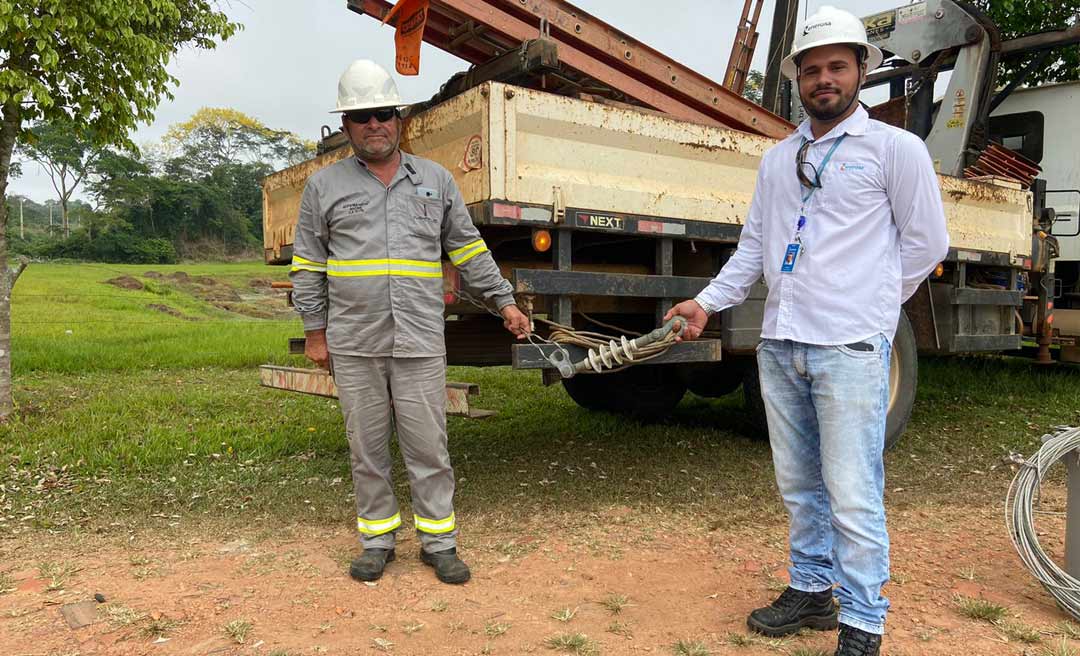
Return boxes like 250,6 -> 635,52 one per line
290,151 -> 515,551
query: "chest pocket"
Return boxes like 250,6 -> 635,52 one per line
329,195 -> 371,236
402,196 -> 443,260
828,161 -> 883,197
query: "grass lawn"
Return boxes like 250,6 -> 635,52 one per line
3,261 -> 1079,536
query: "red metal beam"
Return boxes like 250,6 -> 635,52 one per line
349,0 -> 793,138
486,0 -> 790,138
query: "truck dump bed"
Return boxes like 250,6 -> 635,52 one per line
263,82 -> 1032,265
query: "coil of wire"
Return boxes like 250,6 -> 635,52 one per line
1006,426 -> 1080,620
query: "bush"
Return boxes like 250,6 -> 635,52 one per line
32,230 -> 178,264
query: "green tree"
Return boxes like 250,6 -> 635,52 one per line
163,107 -> 314,178
88,149 -> 155,236
972,0 -> 1080,86
742,70 -> 764,106
18,120 -> 105,238
0,0 -> 239,419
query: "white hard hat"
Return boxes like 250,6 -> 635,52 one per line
781,6 -> 884,80
331,59 -> 404,113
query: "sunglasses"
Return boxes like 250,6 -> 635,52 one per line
796,139 -> 822,190
344,107 -> 398,124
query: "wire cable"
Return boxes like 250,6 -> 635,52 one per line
450,290 -> 681,375
1006,426 -> 1080,620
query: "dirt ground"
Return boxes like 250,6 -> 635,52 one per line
0,502 -> 1070,656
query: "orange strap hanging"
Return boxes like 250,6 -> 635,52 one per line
383,0 -> 430,76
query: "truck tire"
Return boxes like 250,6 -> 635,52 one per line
678,361 -> 748,398
741,363 -> 768,440
561,365 -> 687,421
561,372 -> 617,412
885,311 -> 918,450
741,311 -> 918,450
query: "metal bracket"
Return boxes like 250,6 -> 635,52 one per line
545,346 -> 575,378
552,186 -> 566,224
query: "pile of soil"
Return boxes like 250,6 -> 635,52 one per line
146,304 -> 185,319
103,276 -> 144,291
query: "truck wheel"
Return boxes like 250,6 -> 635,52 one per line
741,312 -> 918,450
561,372 -> 617,412
561,365 -> 687,421
885,311 -> 917,450
678,361 -> 747,398
741,363 -> 768,440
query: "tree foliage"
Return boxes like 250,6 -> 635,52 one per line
0,1 -> 240,151
52,107 -> 311,263
742,70 -> 764,106
18,119 -> 105,238
162,107 -> 315,178
972,0 -> 1080,87
0,0 -> 239,418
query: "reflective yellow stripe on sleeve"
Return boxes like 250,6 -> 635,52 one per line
327,259 -> 442,278
291,255 -> 327,273
413,512 -> 456,534
447,239 -> 489,266
357,512 -> 402,536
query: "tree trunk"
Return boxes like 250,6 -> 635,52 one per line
0,99 -> 21,420
61,196 -> 69,239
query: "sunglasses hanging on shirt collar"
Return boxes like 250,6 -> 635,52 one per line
344,107 -> 399,124
796,139 -> 822,190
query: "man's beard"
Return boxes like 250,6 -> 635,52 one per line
351,131 -> 400,162
801,85 -> 858,122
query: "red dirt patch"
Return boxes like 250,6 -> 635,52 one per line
0,505 -> 1070,656
103,276 -> 144,291
146,304 -> 186,319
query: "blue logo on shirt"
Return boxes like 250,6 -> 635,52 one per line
839,162 -> 866,172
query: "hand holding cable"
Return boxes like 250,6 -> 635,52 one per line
664,300 -> 709,342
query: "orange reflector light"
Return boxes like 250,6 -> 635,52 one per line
933,263 -> 944,278
532,229 -> 552,252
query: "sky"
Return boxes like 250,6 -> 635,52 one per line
10,0 -> 906,203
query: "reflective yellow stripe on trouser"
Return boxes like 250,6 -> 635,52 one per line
414,512 -> 456,534
291,255 -> 327,273
447,239 -> 489,266
327,258 -> 441,278
357,512 -> 402,536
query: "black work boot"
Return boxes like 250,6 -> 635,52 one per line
420,547 -> 471,584
349,548 -> 395,582
835,624 -> 881,656
746,586 -> 838,637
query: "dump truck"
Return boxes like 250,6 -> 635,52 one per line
260,0 -> 1080,448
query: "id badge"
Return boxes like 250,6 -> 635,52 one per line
780,243 -> 801,273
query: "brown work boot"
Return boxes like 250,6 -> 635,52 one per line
349,548 -> 395,582
420,547 -> 471,584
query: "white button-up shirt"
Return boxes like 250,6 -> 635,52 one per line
694,106 -> 949,344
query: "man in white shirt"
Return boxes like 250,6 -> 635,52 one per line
666,7 -> 949,656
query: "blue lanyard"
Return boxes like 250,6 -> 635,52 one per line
800,133 -> 847,205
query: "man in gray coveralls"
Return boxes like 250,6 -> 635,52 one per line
290,59 -> 530,584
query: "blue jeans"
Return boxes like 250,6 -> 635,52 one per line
756,337 -> 891,635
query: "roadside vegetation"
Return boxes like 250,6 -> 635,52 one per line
3,263 -> 1080,538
